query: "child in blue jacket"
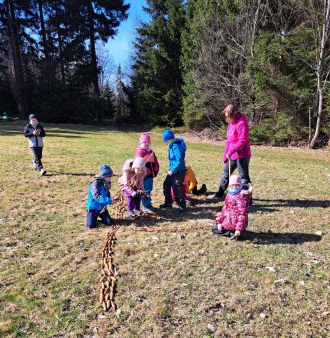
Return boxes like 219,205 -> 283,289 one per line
159,130 -> 187,214
86,164 -> 117,228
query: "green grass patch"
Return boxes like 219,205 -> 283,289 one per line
0,121 -> 329,337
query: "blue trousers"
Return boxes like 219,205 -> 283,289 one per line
163,170 -> 186,209
142,177 -> 153,207
86,209 -> 112,228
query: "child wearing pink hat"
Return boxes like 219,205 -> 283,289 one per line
135,133 -> 159,213
212,175 -> 252,239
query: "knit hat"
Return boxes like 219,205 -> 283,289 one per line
229,175 -> 242,187
99,164 -> 113,178
162,129 -> 175,142
29,114 -> 37,121
122,158 -> 134,171
139,133 -> 151,144
132,157 -> 145,169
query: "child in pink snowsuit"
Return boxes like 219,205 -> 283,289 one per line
212,175 -> 252,238
170,177 -> 191,205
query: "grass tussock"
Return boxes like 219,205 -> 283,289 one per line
0,121 -> 329,337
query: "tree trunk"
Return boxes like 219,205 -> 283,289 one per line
38,0 -> 51,82
88,2 -> 100,104
309,0 -> 330,148
6,0 -> 30,119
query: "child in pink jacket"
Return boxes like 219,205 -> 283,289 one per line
118,157 -> 146,217
135,133 -> 159,213
212,175 -> 252,239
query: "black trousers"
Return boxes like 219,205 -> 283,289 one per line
163,170 -> 187,209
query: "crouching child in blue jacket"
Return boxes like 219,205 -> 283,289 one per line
86,164 -> 117,228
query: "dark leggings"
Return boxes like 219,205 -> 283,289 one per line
217,158 -> 251,197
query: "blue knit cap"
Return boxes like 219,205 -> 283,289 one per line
162,129 -> 175,142
29,114 -> 37,121
99,164 -> 113,178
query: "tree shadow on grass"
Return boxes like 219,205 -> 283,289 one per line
45,172 -> 95,177
253,198 -> 330,209
241,230 -> 322,245
203,198 -> 330,213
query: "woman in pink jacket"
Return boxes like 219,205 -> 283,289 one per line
209,104 -> 252,202
212,175 -> 252,238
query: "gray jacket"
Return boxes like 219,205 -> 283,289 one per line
24,123 -> 46,147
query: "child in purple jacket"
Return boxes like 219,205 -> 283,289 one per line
212,175 -> 252,239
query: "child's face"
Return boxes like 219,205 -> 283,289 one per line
30,118 -> 37,125
140,141 -> 150,149
104,177 -> 111,183
229,184 -> 241,190
134,168 -> 143,174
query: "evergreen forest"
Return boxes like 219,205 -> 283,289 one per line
1,0 -> 330,148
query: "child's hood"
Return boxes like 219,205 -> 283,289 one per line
122,158 -> 134,171
172,137 -> 186,152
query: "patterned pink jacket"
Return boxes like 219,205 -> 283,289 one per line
215,185 -> 252,232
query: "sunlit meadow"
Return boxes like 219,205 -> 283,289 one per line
0,121 -> 329,337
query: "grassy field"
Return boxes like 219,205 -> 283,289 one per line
0,120 -> 329,338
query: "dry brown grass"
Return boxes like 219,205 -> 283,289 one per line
0,121 -> 329,337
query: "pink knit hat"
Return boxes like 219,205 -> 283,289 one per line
139,133 -> 151,144
229,175 -> 242,187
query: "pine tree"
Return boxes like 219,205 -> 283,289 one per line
130,0 -> 186,127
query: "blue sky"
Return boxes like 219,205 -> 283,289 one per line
105,0 -> 149,68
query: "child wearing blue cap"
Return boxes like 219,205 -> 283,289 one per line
86,164 -> 117,228
23,114 -> 47,175
160,129 -> 187,214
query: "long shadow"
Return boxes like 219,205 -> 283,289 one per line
46,172 -> 121,177
204,197 -> 330,212
240,230 -> 322,245
45,172 -> 95,177
253,198 -> 330,208
193,199 -> 279,214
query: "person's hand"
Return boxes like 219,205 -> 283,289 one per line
217,223 -> 222,231
111,199 -> 117,205
153,172 -> 157,178
168,171 -> 173,176
226,154 -> 231,160
235,230 -> 241,237
131,191 -> 137,197
142,193 -> 149,200
33,129 -> 40,135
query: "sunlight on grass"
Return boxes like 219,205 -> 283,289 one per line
0,121 -> 329,337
